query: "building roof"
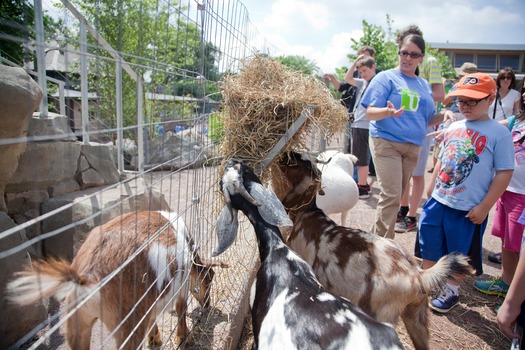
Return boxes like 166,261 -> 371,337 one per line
50,89 -> 99,99
429,42 -> 525,51
146,93 -> 202,102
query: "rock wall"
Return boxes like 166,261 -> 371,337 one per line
0,65 -> 43,212
0,66 -> 218,348
0,67 -> 170,348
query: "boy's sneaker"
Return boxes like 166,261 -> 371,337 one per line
474,277 -> 509,297
395,216 -> 417,233
358,184 -> 370,199
396,208 -> 408,223
429,287 -> 459,313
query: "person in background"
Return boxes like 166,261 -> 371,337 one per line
490,67 -> 521,121
361,33 -> 451,239
419,73 -> 514,313
324,45 -> 378,175
395,25 -> 445,233
486,70 -> 521,264
473,87 -> 525,299
394,24 -> 445,233
343,55 -> 377,199
324,45 -> 377,131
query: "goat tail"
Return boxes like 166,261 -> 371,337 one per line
6,258 -> 90,306
420,252 -> 475,292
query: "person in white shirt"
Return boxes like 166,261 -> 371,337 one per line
490,67 -> 520,121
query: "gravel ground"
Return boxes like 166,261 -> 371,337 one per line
17,147 -> 511,350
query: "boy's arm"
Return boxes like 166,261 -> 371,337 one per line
498,250 -> 525,338
343,54 -> 365,87
465,169 -> 513,224
428,110 -> 455,128
431,83 -> 445,103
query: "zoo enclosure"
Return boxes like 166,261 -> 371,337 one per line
0,0 -> 333,349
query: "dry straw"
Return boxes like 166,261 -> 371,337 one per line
219,55 -> 348,183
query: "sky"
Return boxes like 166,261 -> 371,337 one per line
238,0 -> 525,75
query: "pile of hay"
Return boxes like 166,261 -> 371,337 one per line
219,55 -> 348,182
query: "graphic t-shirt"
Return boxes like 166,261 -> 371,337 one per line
432,119 -> 514,211
361,69 -> 435,146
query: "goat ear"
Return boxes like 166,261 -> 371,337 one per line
212,206 -> 239,256
249,182 -> 293,228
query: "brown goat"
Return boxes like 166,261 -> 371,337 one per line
6,211 -> 223,350
276,152 -> 474,350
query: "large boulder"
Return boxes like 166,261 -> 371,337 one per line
40,177 -> 170,260
6,115 -> 122,224
0,66 -> 43,212
6,141 -> 82,194
27,112 -> 77,141
143,127 -> 219,170
76,143 -> 121,189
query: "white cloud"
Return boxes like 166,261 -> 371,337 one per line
312,31 -> 363,74
266,0 -> 329,31
241,0 -> 525,73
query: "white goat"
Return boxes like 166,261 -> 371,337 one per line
213,159 -> 404,350
6,211 -> 223,350
277,152 -> 474,350
316,150 -> 359,226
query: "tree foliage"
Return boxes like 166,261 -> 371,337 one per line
0,0 -> 62,65
339,15 -> 455,79
348,18 -> 398,73
3,0 -> 221,136
426,47 -> 456,78
276,55 -> 318,76
64,0 -> 222,131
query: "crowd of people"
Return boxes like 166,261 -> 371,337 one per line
324,24 -> 525,347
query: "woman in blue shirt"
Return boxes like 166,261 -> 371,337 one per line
361,33 -> 451,239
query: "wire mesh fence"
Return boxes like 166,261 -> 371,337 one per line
0,0 -> 336,349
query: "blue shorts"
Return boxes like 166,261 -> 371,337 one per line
419,197 -> 486,275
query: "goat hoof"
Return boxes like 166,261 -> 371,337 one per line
147,326 -> 162,348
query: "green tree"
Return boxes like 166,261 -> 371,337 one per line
340,15 -> 454,78
0,0 -> 62,66
427,47 -> 456,78
276,55 -> 317,75
65,0 -> 221,135
348,18 -> 398,73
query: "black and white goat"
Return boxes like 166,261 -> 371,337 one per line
277,152 -> 475,350
213,159 -> 404,350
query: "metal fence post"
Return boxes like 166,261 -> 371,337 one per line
34,0 -> 48,118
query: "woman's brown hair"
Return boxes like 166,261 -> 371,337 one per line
496,67 -> 516,89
